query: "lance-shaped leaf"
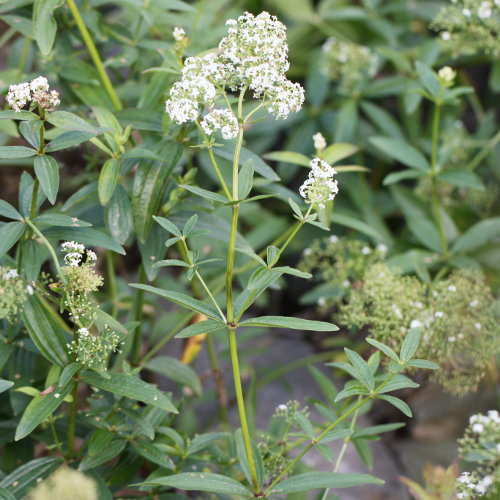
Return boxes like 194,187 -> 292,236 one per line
15,377 -> 74,440
344,348 -> 374,392
34,155 -> 59,204
33,0 -> 63,55
370,136 -> 429,171
269,472 -> 384,494
0,222 -> 25,258
139,472 -> 252,496
131,283 -> 223,320
175,319 -> 226,339
0,146 -> 37,159
238,315 -> 338,331
83,371 -> 177,412
98,158 -> 121,205
145,356 -> 202,395
21,295 -> 69,367
0,200 -> 22,221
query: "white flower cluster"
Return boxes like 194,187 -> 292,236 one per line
2,268 -> 19,280
299,157 -> 339,208
457,472 -> 494,498
6,76 -> 60,112
61,241 -> 96,267
438,66 -> 457,86
165,11 -> 304,131
313,132 -> 327,151
201,108 -> 239,139
173,27 -> 186,42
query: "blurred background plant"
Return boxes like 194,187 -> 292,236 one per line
0,0 -> 498,498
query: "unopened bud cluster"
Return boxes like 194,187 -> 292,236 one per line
6,76 -> 60,112
68,326 -> 121,369
299,158 -> 339,207
456,411 -> 500,498
432,0 -> 500,56
165,11 -> 304,136
322,38 -> 378,91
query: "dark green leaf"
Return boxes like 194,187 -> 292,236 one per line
106,185 -> 133,244
415,61 -> 440,100
98,158 -> 121,205
437,169 -> 484,191
0,200 -> 22,220
452,217 -> 500,253
45,131 -> 96,152
175,320 -> 226,339
238,159 -> 254,200
0,146 -> 36,158
0,221 -> 25,258
79,439 -> 127,471
22,295 -> 70,366
33,214 -> 91,227
83,371 -> 177,412
378,395 -> 412,417
132,441 -> 174,469
370,136 -> 429,171
0,110 -> 38,121
181,184 -> 227,203
145,356 -> 202,395
238,315 -> 338,331
46,111 -> 104,134
33,0 -> 63,55
34,155 -> 59,204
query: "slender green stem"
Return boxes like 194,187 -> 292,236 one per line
49,418 -> 65,456
18,38 -> 30,74
269,204 -> 314,268
205,334 -> 229,429
228,327 -> 259,493
226,205 -> 239,322
106,251 -> 118,317
24,218 -> 64,280
195,121 -> 232,200
66,0 -> 123,110
0,27 -> 15,50
29,180 -> 39,221
131,265 -> 146,365
67,379 -> 79,458
429,103 -> 448,255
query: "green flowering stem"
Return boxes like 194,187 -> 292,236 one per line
67,378 -> 79,458
131,265 -> 146,365
66,0 -> 123,111
228,326 -> 260,493
48,417 -> 65,457
430,102 -> 448,256
205,334 -> 229,429
263,373 -> 396,497
24,218 -> 64,282
106,251 -> 118,317
268,204 -> 314,268
195,121 -> 232,200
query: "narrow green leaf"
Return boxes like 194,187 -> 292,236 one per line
0,458 -> 63,497
33,214 -> 91,227
106,185 -> 133,244
79,439 -> 127,471
319,429 -> 354,443
15,378 -> 74,440
131,441 -> 174,469
139,472 -> 252,496
378,395 -> 412,417
0,200 -> 22,220
98,158 -> 121,205
378,374 -> 419,393
383,170 -> 425,186
0,379 -> 14,394
183,214 -> 198,237
145,356 -> 202,395
21,295 -> 70,367
263,151 -> 310,167
323,143 -> 359,164
46,110 -> 104,134
175,320 -> 226,338
437,169 -> 484,191
33,0 -> 63,55
45,131 -> 96,152
0,487 -> 16,500
415,61 -> 440,100
406,359 -> 439,370
370,136 -> 429,171
0,146 -> 36,159
452,217 -> 500,253
0,110 -> 38,121
181,184 -> 227,203
131,283 -> 222,320
238,159 -> 254,200
153,216 -> 182,237
273,266 -> 312,279
353,423 -> 405,438
270,472 -> 384,494
234,430 -> 264,489
400,328 -> 421,361
366,338 -> 400,362
334,385 -> 368,402
187,432 -> 228,455
238,315 -> 338,331
34,155 -> 59,204
344,348 -> 374,391
288,198 -> 303,218
83,371 -> 177,413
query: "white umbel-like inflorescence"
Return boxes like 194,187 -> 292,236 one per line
165,11 -> 304,133
299,158 -> 339,208
6,76 -> 59,112
201,109 -> 239,139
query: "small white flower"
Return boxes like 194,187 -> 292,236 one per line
477,1 -> 492,18
462,7 -> 472,16
173,26 -> 186,41
277,404 -> 287,411
54,393 -> 61,399
341,280 -> 350,288
438,66 -> 456,85
200,108 -> 239,139
317,297 -> 326,307
376,243 -> 388,254
299,158 -> 338,206
472,423 -> 484,433
6,82 -> 31,112
474,322 -> 482,330
328,235 -> 338,243
448,285 -> 457,292
64,252 -> 82,267
410,319 -> 422,329
86,250 -> 97,262
2,269 -> 19,280
313,132 -> 327,151
30,76 -> 49,93
469,300 -> 479,307
441,31 -> 451,41
26,285 -> 34,295
435,311 -> 444,318
61,241 -> 85,253
448,336 -> 456,342
361,246 -> 371,255
77,327 -> 90,336
303,248 -> 312,256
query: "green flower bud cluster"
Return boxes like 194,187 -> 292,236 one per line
298,236 -> 388,307
25,466 -> 98,500
339,264 -> 499,395
68,326 -> 121,369
322,37 -> 378,92
456,411 -> 500,498
432,0 -> 500,56
0,267 -> 31,323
